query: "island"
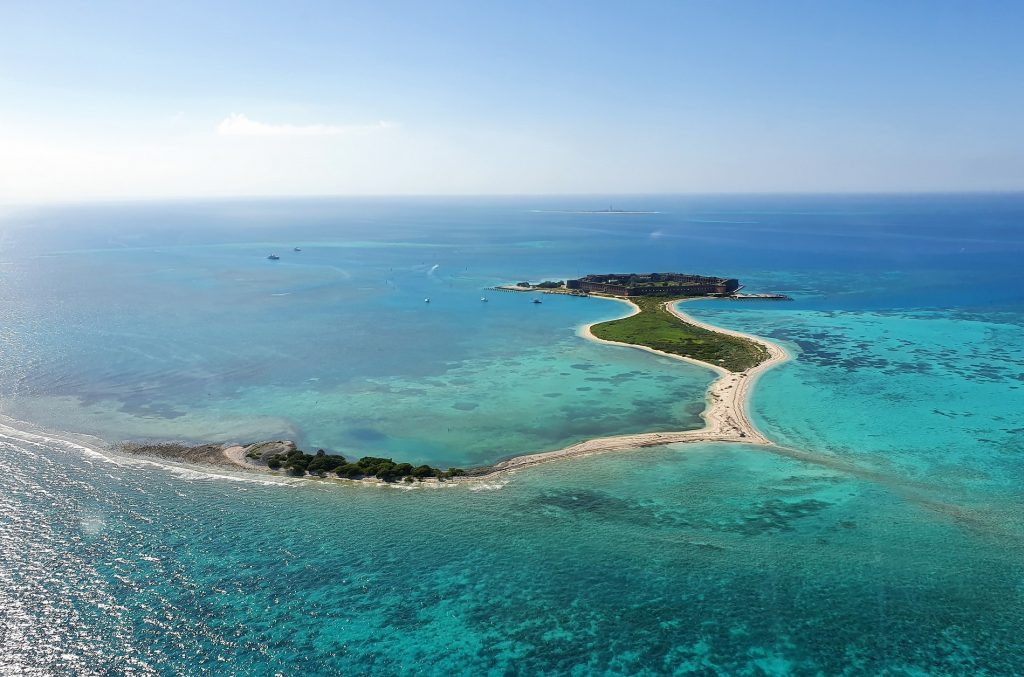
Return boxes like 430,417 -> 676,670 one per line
118,271 -> 790,484
119,440 -> 466,482
589,296 -> 768,371
528,206 -> 662,215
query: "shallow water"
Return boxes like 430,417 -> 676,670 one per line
2,430 -> 1021,675
1,195 -> 1023,673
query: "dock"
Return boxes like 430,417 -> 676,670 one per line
728,293 -> 792,301
492,285 -> 534,292
491,285 -> 589,297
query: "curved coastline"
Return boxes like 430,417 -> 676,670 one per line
102,296 -> 789,484
471,297 -> 788,479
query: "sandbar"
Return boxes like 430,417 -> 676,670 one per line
469,297 -> 788,478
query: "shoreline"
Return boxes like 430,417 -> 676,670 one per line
468,297 -> 788,479
109,295 -> 788,484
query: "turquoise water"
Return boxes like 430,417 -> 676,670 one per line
1,195 -> 1024,673
689,303 -> 1024,496
0,201 -> 716,468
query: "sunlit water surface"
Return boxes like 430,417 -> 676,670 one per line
1,195 -> 1023,674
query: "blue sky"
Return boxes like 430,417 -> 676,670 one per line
1,1 -> 1022,200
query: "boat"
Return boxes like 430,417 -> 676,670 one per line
480,297 -> 488,302
267,254 -> 280,260
424,298 -> 430,303
293,247 -> 302,252
532,298 -> 542,304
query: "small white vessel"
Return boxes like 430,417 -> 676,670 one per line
532,298 -> 542,304
267,254 -> 280,260
293,247 -> 302,252
424,298 -> 431,303
480,297 -> 488,302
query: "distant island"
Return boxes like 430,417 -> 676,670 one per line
120,271 -> 790,484
529,206 -> 661,215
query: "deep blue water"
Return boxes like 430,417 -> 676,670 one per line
1,195 -> 1023,674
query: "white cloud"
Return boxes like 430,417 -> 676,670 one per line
216,113 -> 395,137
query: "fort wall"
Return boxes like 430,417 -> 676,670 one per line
567,273 -> 739,297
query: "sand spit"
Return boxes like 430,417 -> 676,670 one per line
118,297 -> 788,484
118,440 -> 294,472
464,298 -> 789,480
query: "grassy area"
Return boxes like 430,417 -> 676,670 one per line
589,297 -> 769,372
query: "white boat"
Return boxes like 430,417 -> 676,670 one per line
424,298 -> 430,303
267,254 -> 280,260
480,297 -> 488,302
293,247 -> 302,252
532,298 -> 542,304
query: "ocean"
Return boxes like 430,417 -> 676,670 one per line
1,194 -> 1022,674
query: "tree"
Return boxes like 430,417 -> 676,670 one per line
411,465 -> 436,479
336,464 -> 363,478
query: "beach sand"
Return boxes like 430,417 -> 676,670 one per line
471,298 -> 789,478
117,297 -> 788,484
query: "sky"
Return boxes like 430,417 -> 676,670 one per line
1,0 -> 1023,201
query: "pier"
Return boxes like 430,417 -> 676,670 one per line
728,293 -> 791,301
491,285 -> 534,292
491,285 -> 589,296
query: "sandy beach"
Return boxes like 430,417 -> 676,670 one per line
116,297 -> 788,483
472,297 -> 789,478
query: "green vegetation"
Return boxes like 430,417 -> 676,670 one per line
265,448 -> 466,481
590,297 -> 768,372
517,280 -> 563,289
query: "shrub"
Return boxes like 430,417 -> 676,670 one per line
411,465 -> 436,479
308,453 -> 345,474
336,464 -> 363,478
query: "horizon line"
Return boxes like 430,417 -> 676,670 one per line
3,189 -> 1023,209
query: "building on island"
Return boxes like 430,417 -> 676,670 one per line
566,273 -> 740,297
